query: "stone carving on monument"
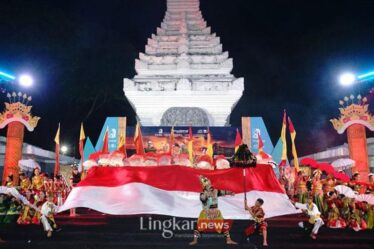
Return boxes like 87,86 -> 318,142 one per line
330,94 -> 374,182
124,0 -> 244,126
160,107 -> 210,126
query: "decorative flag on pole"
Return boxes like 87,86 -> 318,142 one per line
79,123 -> 86,173
279,110 -> 288,167
206,128 -> 214,160
257,133 -> 271,160
288,116 -> 299,172
188,126 -> 193,163
169,126 -> 175,155
234,128 -> 242,153
258,133 -> 264,153
117,131 -> 127,158
101,128 -> 109,153
134,122 -> 145,155
54,123 -> 60,177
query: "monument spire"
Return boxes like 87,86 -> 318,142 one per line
124,0 -> 244,126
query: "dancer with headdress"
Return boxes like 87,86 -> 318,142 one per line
189,175 -> 237,246
19,172 -> 31,194
311,170 -> 324,213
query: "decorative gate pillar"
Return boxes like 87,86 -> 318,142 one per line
331,95 -> 374,182
0,92 -> 40,185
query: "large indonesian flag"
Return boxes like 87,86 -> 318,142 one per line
59,165 -> 298,219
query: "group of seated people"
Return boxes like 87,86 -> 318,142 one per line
0,167 -> 71,225
281,167 -> 374,231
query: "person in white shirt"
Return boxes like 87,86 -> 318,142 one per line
294,196 -> 324,240
40,194 -> 59,238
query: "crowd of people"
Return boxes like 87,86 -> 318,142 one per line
279,166 -> 374,236
0,166 -> 80,236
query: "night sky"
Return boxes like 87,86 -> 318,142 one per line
1,0 -> 374,157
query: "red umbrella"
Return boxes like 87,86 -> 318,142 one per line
318,162 -> 335,175
300,158 -> 318,168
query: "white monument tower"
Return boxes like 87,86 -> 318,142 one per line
124,0 -> 244,126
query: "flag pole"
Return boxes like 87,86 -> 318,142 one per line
243,168 -> 247,201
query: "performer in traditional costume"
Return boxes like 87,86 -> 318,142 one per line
295,196 -> 324,240
244,198 -> 268,247
340,197 -> 351,222
31,191 -> 45,225
2,197 -> 22,224
311,170 -> 324,213
70,166 -> 81,216
189,176 -> 237,246
5,174 -> 14,188
40,193 -> 60,238
53,175 -> 65,206
349,204 -> 367,232
44,175 -> 54,196
326,202 -> 347,229
31,168 -> 44,192
17,190 -> 35,225
0,194 -> 9,223
19,172 -> 31,194
278,166 -> 288,193
323,174 -> 336,194
366,173 -> 374,194
366,204 -> 374,229
295,171 -> 308,203
349,172 -> 365,194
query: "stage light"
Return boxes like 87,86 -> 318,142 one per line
0,71 -> 16,80
18,74 -> 33,87
357,71 -> 374,80
339,73 -> 356,86
61,145 -> 68,154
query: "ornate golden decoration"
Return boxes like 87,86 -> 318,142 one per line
330,94 -> 374,134
0,92 -> 40,131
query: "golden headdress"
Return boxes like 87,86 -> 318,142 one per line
199,175 -> 211,189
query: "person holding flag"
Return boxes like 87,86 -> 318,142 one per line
244,198 -> 269,247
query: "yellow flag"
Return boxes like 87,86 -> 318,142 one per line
188,127 -> 193,162
80,123 -> 86,141
206,128 -> 213,159
288,117 -> 299,171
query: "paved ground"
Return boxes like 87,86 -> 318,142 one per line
0,210 -> 373,249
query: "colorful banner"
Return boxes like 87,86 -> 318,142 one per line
94,117 -> 274,158
249,117 -> 274,155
